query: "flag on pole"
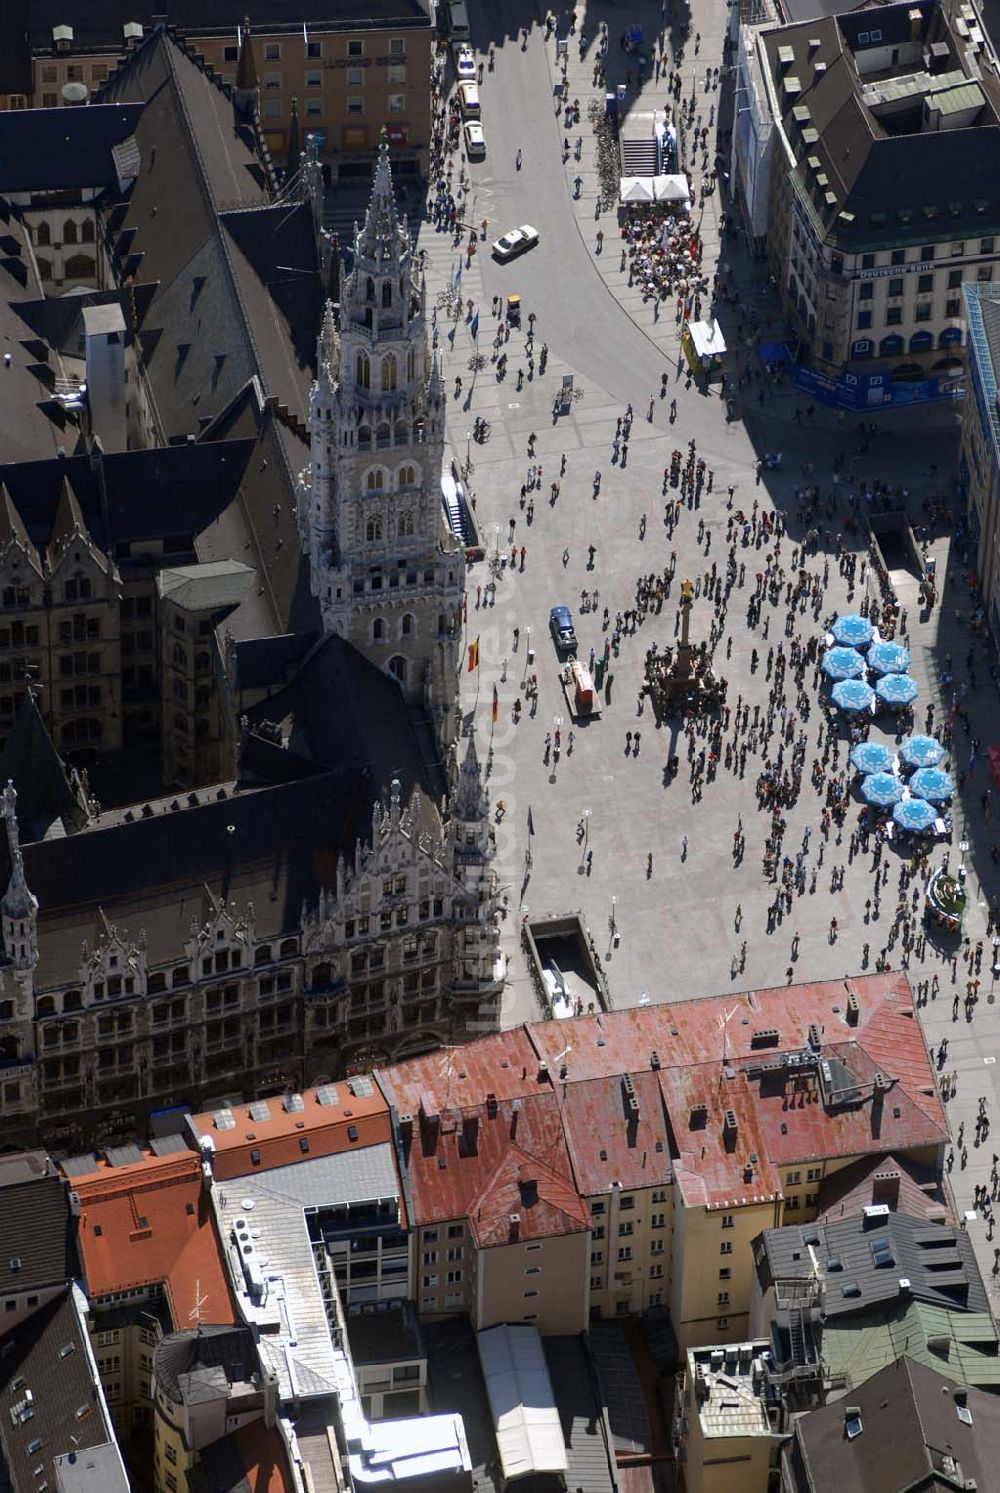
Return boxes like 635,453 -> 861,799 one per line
471,310 -> 480,341
462,594 -> 468,622
527,806 -> 535,837
492,684 -> 498,723
467,638 -> 479,672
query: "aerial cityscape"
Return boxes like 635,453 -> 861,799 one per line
0,0 -> 997,1489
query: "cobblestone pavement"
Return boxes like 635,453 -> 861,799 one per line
409,0 -> 1000,1296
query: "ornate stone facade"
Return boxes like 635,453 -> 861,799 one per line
297,140 -> 464,753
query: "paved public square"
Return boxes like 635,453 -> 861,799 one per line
410,0 -> 1000,1293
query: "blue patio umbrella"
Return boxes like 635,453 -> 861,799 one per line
909,766 -> 956,803
860,771 -> 904,808
850,741 -> 896,774
875,673 -> 919,708
867,640 -> 911,675
821,646 -> 867,681
831,614 -> 875,648
899,734 -> 945,769
892,797 -> 939,833
831,678 -> 875,713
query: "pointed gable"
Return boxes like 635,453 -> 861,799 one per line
0,483 -> 42,576
47,474 -> 110,577
0,693 -> 89,841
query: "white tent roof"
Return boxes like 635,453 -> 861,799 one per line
476,1324 -> 568,1481
687,319 -> 727,358
652,174 -> 690,204
619,176 -> 655,203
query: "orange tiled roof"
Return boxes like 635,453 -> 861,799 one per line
185,1081 -> 392,1181
67,1151 -> 235,1327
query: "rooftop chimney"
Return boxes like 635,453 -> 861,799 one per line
872,1168 -> 901,1209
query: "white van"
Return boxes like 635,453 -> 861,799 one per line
458,81 -> 480,117
448,0 -> 470,41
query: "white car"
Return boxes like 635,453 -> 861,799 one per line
491,224 -> 540,261
464,121 -> 486,160
455,46 -> 476,80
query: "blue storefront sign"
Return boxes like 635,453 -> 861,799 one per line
792,361 -> 965,409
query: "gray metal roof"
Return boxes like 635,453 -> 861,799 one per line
232,1143 -> 399,1207
543,1336 -> 617,1493
53,1441 -> 131,1493
756,1210 -> 989,1317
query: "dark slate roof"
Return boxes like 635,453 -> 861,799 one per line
0,693 -> 89,842
0,1150 -> 76,1292
784,1356 -> 1000,1492
816,1152 -> 950,1225
152,1323 -> 260,1407
25,0 -> 429,50
0,104 -> 143,194
234,632 -> 315,692
0,205 -> 84,464
98,28 -> 319,444
12,289 -> 132,361
0,0 -> 32,96
760,0 -> 1000,250
0,438 -> 256,552
13,768 -> 371,985
0,1291 -> 114,1493
755,1210 -> 989,1317
241,634 -> 446,806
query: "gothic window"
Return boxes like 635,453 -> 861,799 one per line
382,280 -> 392,308
311,962 -> 331,989
366,516 -> 383,542
376,422 -> 392,450
388,655 -> 407,684
366,277 -> 375,302
398,464 -> 416,488
65,255 -> 96,281
63,220 -> 78,244
438,613 -> 447,635
373,618 -> 385,641
366,467 -> 384,492
407,347 -> 415,381
355,352 -> 370,390
81,218 -> 95,243
35,220 -> 50,247
398,511 -> 414,539
37,996 -> 55,1017
394,422 -> 409,447
401,613 -> 415,638
358,424 -> 372,451
381,354 -> 397,392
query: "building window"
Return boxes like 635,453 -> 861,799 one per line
263,99 -> 282,118
347,67 -> 365,86
224,45 -> 238,63
716,1317 -> 730,1331
388,94 -> 405,113
348,39 -> 364,57
720,1241 -> 733,1255
857,311 -> 872,330
861,253 -> 875,269
591,1251 -> 603,1266
721,1214 -> 734,1229
859,283 -> 873,301
264,42 -> 281,60
920,245 -> 935,261
720,1267 -> 732,1280
717,1292 -> 730,1305
948,269 -> 963,288
885,306 -> 902,326
887,277 -> 904,298
978,265 -> 993,283
617,1247 -> 632,1262
806,1168 -> 822,1182
347,97 -> 364,115
914,303 -> 932,322
306,70 -> 322,88
890,248 -> 905,266
917,273 -> 933,293
307,40 -> 322,58
264,72 -> 281,89
952,241 -> 965,256
945,296 -> 961,317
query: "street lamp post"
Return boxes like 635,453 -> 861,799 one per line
583,808 -> 591,854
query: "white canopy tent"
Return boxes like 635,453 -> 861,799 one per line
619,175 -> 655,203
476,1324 -> 568,1482
687,319 -> 727,360
653,173 -> 691,206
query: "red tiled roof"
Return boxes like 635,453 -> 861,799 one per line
186,1081 -> 392,1181
558,1071 -> 673,1196
394,1088 -> 586,1240
235,1419 -> 295,1493
379,975 -> 945,1224
68,1152 -> 235,1327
